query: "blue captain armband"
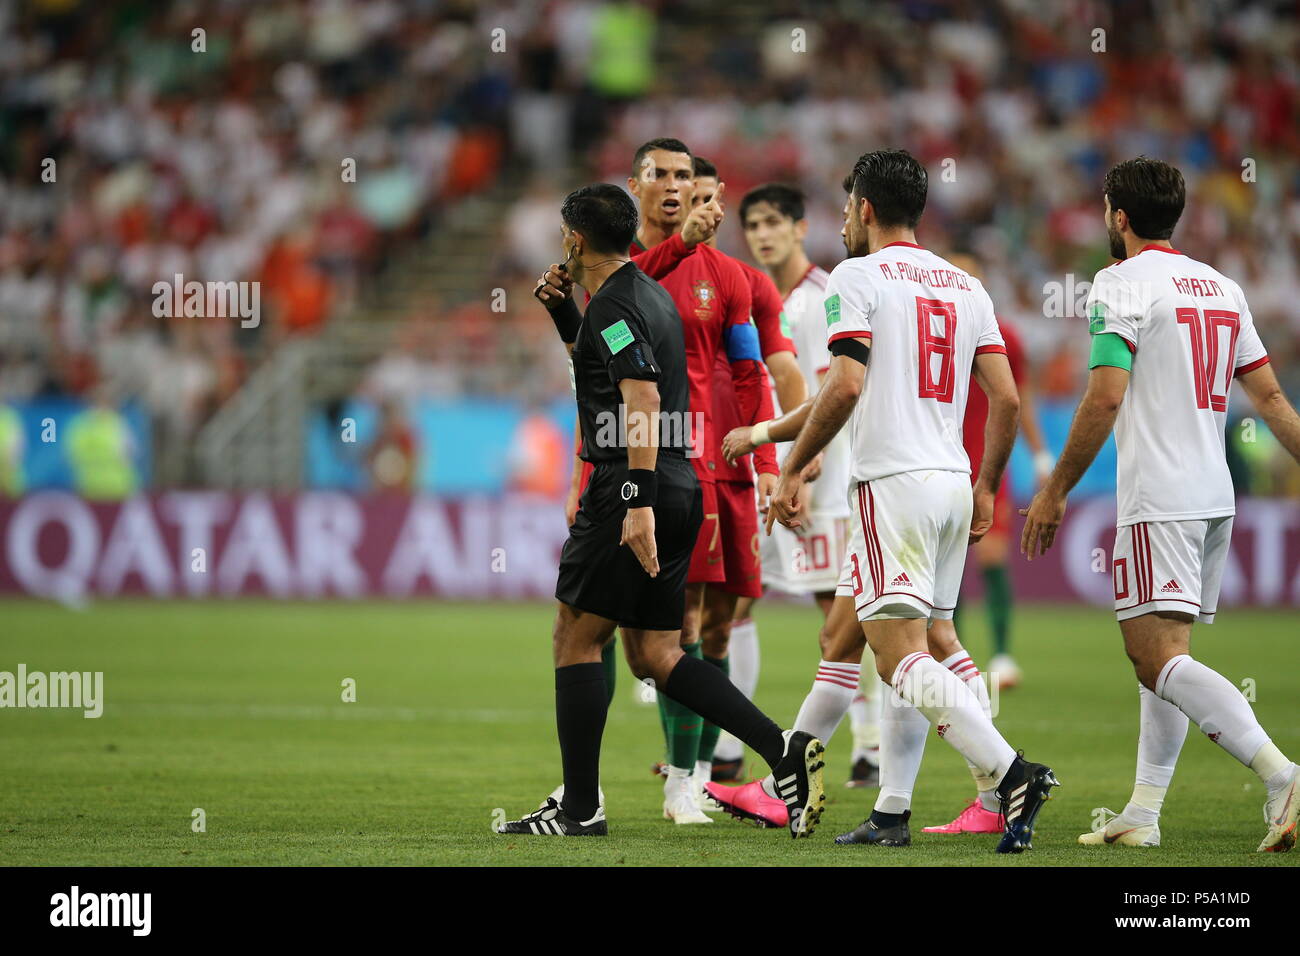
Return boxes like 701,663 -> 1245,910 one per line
724,322 -> 762,362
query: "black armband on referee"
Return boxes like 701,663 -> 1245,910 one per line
828,336 -> 871,366
549,298 -> 582,344
621,469 -> 658,508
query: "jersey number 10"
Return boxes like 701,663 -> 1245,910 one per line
1176,307 -> 1239,412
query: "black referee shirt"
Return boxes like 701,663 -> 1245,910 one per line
573,261 -> 690,464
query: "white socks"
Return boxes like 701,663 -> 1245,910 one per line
760,659 -> 860,798
793,660 -> 859,743
713,618 -> 759,763
1155,654 -> 1284,779
729,617 -> 760,698
849,692 -> 880,759
875,683 -> 928,814
891,651 -> 1016,787
939,650 -> 1000,811
1122,683 -> 1189,823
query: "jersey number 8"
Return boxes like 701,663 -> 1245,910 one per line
916,297 -> 958,403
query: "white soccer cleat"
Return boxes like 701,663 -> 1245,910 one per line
692,768 -> 724,813
1078,807 -> 1160,847
988,654 -> 1022,691
1258,764 -> 1298,853
663,774 -> 713,825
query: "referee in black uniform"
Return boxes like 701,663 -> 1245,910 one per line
498,183 -> 825,838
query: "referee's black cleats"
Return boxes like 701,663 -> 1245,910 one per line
834,810 -> 912,847
772,730 -> 826,839
995,753 -> 1060,854
496,797 -> 608,837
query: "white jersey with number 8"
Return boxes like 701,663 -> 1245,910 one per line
1084,245 -> 1268,527
823,242 -> 1006,486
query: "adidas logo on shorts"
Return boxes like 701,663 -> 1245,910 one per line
1160,579 -> 1182,593
891,572 -> 913,587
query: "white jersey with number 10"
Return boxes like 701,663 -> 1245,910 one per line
1085,245 -> 1268,527
822,242 -> 1006,485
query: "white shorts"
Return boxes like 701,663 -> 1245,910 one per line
835,470 -> 973,621
761,514 -> 849,595
1113,517 -> 1232,624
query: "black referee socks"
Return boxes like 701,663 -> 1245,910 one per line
555,662 -> 607,822
664,653 -> 785,769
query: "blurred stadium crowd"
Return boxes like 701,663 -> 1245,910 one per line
1,0 -> 1298,497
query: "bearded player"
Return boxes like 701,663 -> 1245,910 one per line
715,182 -> 882,791
764,149 -> 1059,854
1023,157 -> 1299,852
710,181 -> 1026,838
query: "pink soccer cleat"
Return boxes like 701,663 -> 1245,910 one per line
921,799 -> 1004,834
704,780 -> 789,829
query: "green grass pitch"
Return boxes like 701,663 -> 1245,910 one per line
0,599 -> 1295,867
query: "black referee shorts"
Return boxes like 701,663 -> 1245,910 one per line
555,454 -> 702,631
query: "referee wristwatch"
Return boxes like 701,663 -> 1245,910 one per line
621,469 -> 658,508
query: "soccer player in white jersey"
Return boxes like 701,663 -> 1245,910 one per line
708,184 -> 881,797
760,149 -> 1058,853
1022,157 -> 1300,853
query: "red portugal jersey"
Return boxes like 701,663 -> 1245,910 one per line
575,234 -> 765,492
962,316 -> 1027,481
711,259 -> 791,481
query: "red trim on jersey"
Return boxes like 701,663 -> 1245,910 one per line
974,344 -> 1007,356
829,330 -> 871,344
1116,335 -> 1137,354
1138,244 -> 1183,255
881,241 -> 925,250
1235,356 -> 1270,377
814,365 -> 830,375
789,262 -> 819,297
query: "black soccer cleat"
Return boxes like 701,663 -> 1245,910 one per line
496,797 -> 608,837
711,756 -> 745,783
845,755 -> 880,789
834,809 -> 911,846
995,754 -> 1060,854
770,730 -> 826,839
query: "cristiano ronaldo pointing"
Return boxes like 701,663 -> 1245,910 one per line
497,184 -> 826,838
